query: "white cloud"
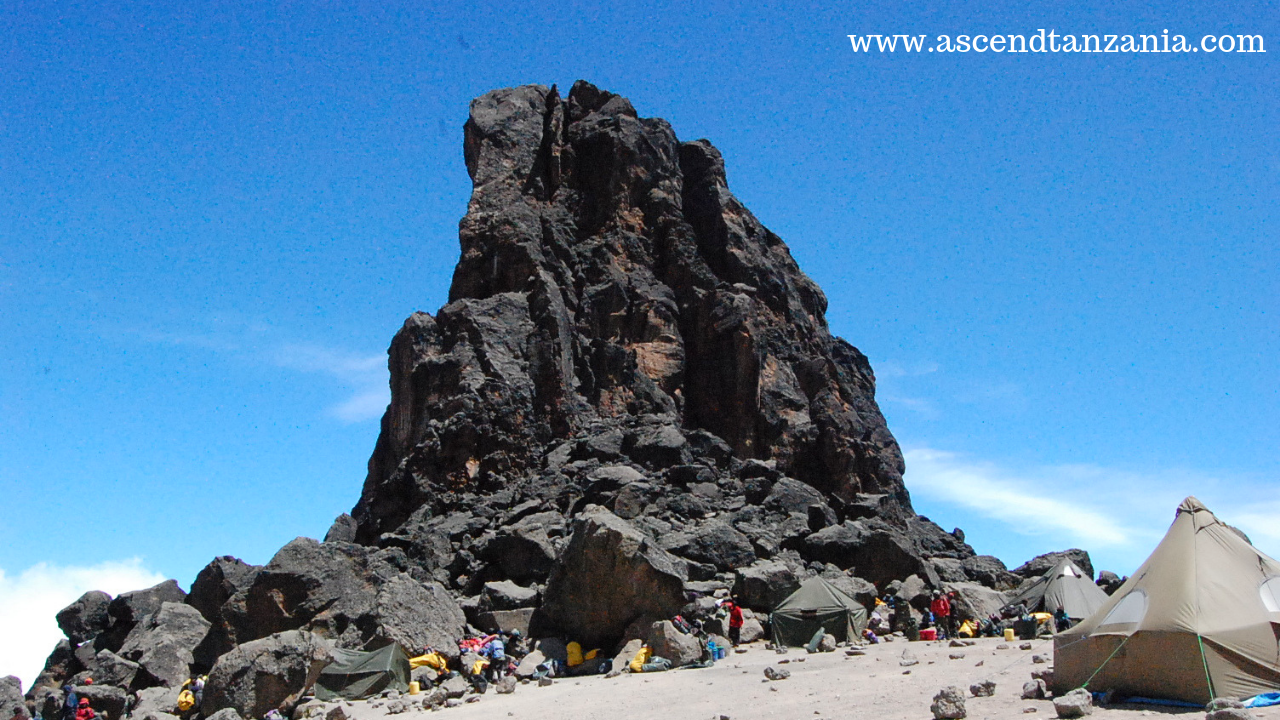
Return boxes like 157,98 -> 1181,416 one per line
0,559 -> 167,691
271,343 -> 389,423
905,447 -> 1133,547
903,446 -> 1280,573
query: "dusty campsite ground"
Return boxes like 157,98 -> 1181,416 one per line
333,636 -> 1280,720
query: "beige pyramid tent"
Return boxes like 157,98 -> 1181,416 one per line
1008,558 -> 1109,621
1053,497 -> 1280,704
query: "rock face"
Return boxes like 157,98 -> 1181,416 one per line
216,538 -> 466,658
350,79 -> 912,548
57,591 -> 113,646
201,630 -> 332,720
118,602 -> 211,687
1013,550 -> 1094,580
535,507 -> 686,647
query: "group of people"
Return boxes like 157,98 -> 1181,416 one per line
865,590 -> 974,642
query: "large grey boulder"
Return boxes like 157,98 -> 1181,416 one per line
129,687 -> 180,719
804,520 -> 938,587
217,538 -> 466,659
732,560 -> 800,611
1,677 -> 24,718
1014,550 -> 1094,580
100,581 -> 187,652
74,684 -> 129,720
931,686 -> 967,720
81,650 -> 140,689
536,507 -> 687,647
57,592 -> 113,645
201,630 -> 332,720
119,602 -> 211,687
185,557 -> 260,624
646,621 -> 702,667
481,581 -> 538,610
1053,688 -> 1093,718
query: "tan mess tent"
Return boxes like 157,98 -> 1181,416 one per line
1008,558 -> 1109,621
1054,497 -> 1280,704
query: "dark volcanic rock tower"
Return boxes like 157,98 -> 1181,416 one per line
347,82 -> 978,599
354,82 -> 911,537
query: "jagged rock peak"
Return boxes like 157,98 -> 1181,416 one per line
353,80 -> 909,541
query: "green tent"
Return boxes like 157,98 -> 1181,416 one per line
770,576 -> 868,646
315,644 -> 411,701
1008,558 -> 1109,621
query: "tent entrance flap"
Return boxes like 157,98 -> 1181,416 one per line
316,644 -> 411,701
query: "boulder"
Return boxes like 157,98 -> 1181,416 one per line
1095,571 -> 1124,595
961,556 -> 1022,590
218,538 -> 466,659
439,676 -> 469,700
324,515 -> 359,544
1022,680 -> 1048,700
739,617 -> 765,644
805,521 -> 937,587
0,677 -> 23,717
970,680 -> 996,697
494,676 -> 516,694
75,684 -> 129,720
129,687 -> 180,719
204,710 -> 243,720
763,667 -> 790,681
472,609 -> 534,636
478,524 -> 558,585
611,639 -> 643,674
87,650 -> 140,689
201,630 -> 332,719
1014,550 -> 1093,581
100,581 -> 187,652
56,592 -> 113,645
946,582 -> 1009,622
119,602 -> 211,687
732,560 -> 800,611
1053,688 -> 1093,718
481,581 -> 538,610
646,621 -> 702,667
663,521 -> 756,571
536,507 -> 687,647
932,686 -> 967,720
186,557 -> 260,624
26,640 -> 78,699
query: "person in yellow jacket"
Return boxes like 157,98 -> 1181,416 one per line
628,645 -> 651,673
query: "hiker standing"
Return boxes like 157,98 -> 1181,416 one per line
945,591 -> 959,639
11,705 -> 27,720
929,591 -> 951,639
60,687 -> 77,720
727,601 -> 744,646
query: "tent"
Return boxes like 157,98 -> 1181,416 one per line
770,576 -> 868,646
315,643 -> 411,701
1054,497 -> 1280,704
1007,558 -> 1109,621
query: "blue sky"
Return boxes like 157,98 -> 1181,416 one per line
2,0 -> 1276,685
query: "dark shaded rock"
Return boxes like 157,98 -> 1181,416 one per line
119,602 -> 211,687
472,609 -> 534,636
1095,571 -> 1125,595
324,515 -> 359,544
187,557 -> 261,625
57,591 -> 113,645
536,507 -> 687,647
99,581 -> 187,652
961,555 -> 1022,590
909,516 -> 975,560
86,650 -> 140,689
218,538 -> 466,659
201,630 -> 332,719
733,560 -> 800,611
1013,550 -> 1093,581
477,524 -> 557,585
75,684 -> 129,720
663,521 -> 756,571
350,81 -> 912,548
804,521 -> 937,587
25,640 -> 78,699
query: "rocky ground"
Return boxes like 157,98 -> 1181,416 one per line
303,638 -> 1280,720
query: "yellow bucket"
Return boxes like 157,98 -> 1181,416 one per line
1003,628 -> 1015,642
408,681 -> 420,695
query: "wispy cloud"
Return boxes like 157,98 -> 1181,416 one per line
878,360 -> 940,378
269,343 -> 389,423
903,446 -> 1280,571
114,321 -> 390,424
0,559 -> 167,690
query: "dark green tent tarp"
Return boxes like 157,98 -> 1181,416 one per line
315,644 -> 411,701
1008,558 -> 1108,621
770,576 -> 868,647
